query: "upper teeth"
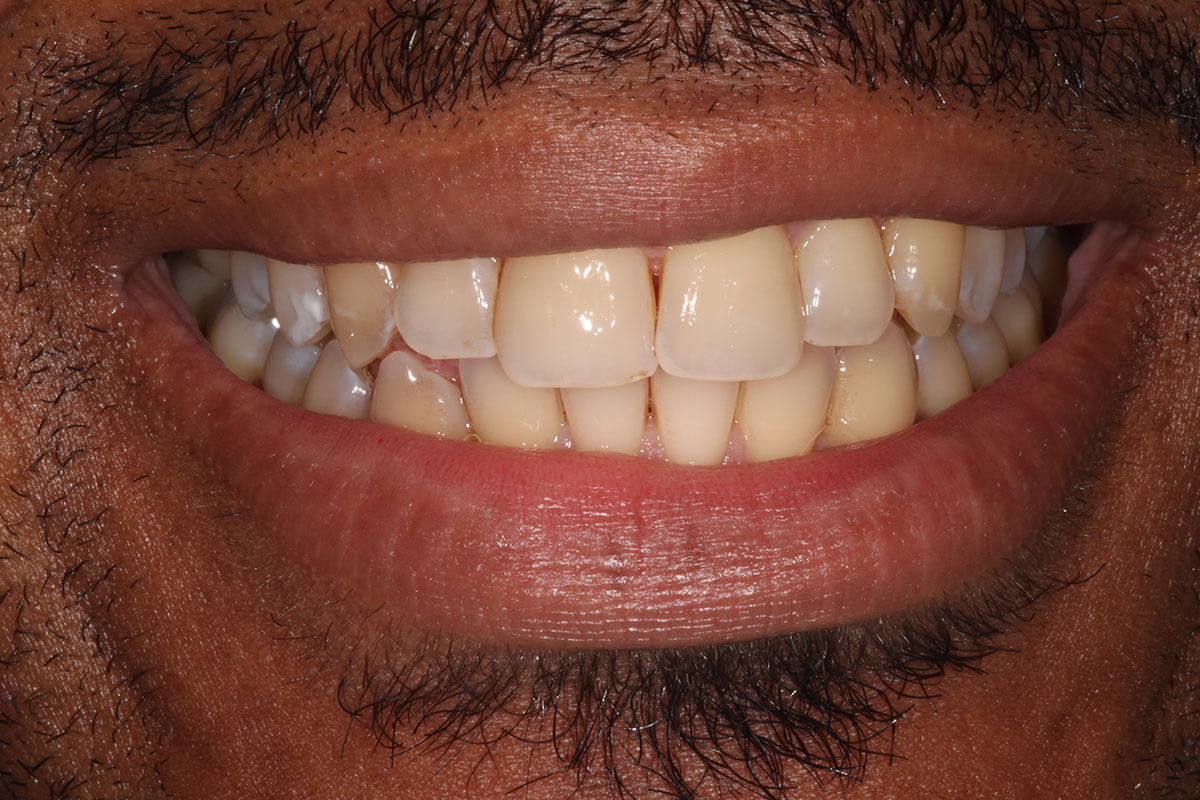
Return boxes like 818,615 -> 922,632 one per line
167,218 -> 1065,465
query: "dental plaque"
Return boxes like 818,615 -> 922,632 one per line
167,219 -> 1068,465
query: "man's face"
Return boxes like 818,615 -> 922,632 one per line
0,1 -> 1196,797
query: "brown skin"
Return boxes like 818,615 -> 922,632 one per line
0,1 -> 1198,798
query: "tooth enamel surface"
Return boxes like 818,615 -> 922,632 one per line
301,340 -> 371,419
1028,226 -> 1069,306
371,351 -> 470,439
956,226 -> 1005,323
736,345 -> 835,462
794,218 -> 894,347
910,332 -> 974,419
656,226 -> 804,381
324,261 -> 397,368
881,218 -> 964,337
650,372 -> 738,465
562,380 -> 648,455
262,335 -> 323,405
207,294 -> 278,384
196,249 -> 233,281
991,288 -> 1043,364
393,258 -> 499,360
460,358 -> 563,449
267,259 -> 331,347
229,251 -> 273,320
168,252 -> 225,329
496,248 -> 656,387
1000,228 -> 1027,294
824,322 -> 917,448
954,318 -> 1010,390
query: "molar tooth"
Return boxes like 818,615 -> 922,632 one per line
262,335 -> 323,405
956,227 -> 1005,323
207,294 -> 277,384
230,251 -> 273,320
168,252 -> 225,329
881,218 -> 964,337
824,322 -> 917,448
371,352 -> 469,439
736,345 -> 835,462
324,261 -> 397,368
496,248 -> 655,387
794,218 -> 894,347
393,258 -> 499,360
990,288 -> 1043,364
267,259 -> 330,346
650,372 -> 738,465
1000,228 -> 1027,294
301,340 -> 371,419
195,249 -> 233,281
910,332 -> 973,418
562,379 -> 648,456
954,318 -> 1010,390
459,358 -> 562,449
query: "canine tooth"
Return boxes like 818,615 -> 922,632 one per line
1028,226 -> 1068,306
267,259 -> 330,346
262,335 -> 323,405
168,252 -> 225,329
459,358 -> 562,449
301,340 -> 370,419
230,251 -> 273,320
954,318 -> 1010,390
795,218 -> 894,347
824,322 -> 916,447
562,380 -> 648,455
910,332 -> 973,418
956,227 -> 1005,323
1000,228 -> 1027,294
393,258 -> 499,360
324,261 -> 397,368
195,249 -> 233,281
650,372 -> 738,465
991,288 -> 1043,364
881,218 -> 964,337
371,352 -> 469,439
208,295 -> 277,384
497,248 -> 656,387
736,345 -> 835,462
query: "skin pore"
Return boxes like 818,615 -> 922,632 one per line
0,0 -> 1198,798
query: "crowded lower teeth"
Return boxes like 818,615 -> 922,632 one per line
167,220 -> 1067,464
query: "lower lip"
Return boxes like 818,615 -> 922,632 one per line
124,224 -> 1143,649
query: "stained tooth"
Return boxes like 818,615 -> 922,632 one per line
824,322 -> 917,448
301,340 -> 371,419
393,258 -> 499,360
650,372 -> 738,465
562,379 -> 648,455
910,332 -> 973,418
736,345 -> 835,462
267,259 -> 330,346
230,251 -> 273,320
1027,226 -> 1068,307
371,352 -> 469,439
459,358 -> 562,449
990,288 -> 1043,364
262,335 -> 323,405
496,248 -> 656,387
207,294 -> 277,384
881,218 -> 964,337
195,249 -> 233,281
324,261 -> 397,368
168,252 -> 225,328
1000,228 -> 1027,294
954,318 -> 1010,390
794,218 -> 894,347
956,227 -> 1005,323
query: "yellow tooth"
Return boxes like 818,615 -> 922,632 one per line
496,248 -> 656,387
267,259 -> 331,347
459,358 -> 562,449
824,322 -> 917,447
230,251 -> 273,320
262,334 -> 323,405
1028,226 -> 1068,307
1000,228 -> 1027,294
794,218 -> 894,347
881,218 -> 964,337
168,252 -> 225,329
195,249 -> 232,281
562,379 -> 648,456
956,227 -> 1005,323
954,318 -> 1010,390
371,352 -> 470,439
207,294 -> 277,384
301,340 -> 371,419
991,288 -> 1043,364
736,345 -> 835,462
393,258 -> 499,360
650,372 -> 738,465
910,332 -> 973,419
324,261 -> 397,368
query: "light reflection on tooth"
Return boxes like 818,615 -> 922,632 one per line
562,379 -> 648,455
910,331 -> 973,419
267,259 -> 330,346
262,335 -> 323,405
301,340 -> 370,419
991,288 -> 1043,364
195,249 -> 233,282
371,352 -> 470,439
794,218 -> 894,347
1000,228 -> 1027,294
650,372 -> 737,465
954,318 -> 1010,390
736,345 -> 835,462
956,227 -> 1005,323
168,252 -> 225,329
230,251 -> 273,320
824,322 -> 916,448
208,294 -> 277,384
460,358 -> 562,449
393,258 -> 499,360
881,218 -> 964,337
324,261 -> 397,368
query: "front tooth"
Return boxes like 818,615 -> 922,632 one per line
371,352 -> 470,439
881,218 -> 964,337
956,227 -> 1005,323
393,258 -> 500,360
267,259 -> 330,346
736,345 -> 835,462
1000,228 -> 1027,294
230,251 -> 273,320
324,261 -> 397,368
262,335 -> 323,405
207,294 -> 277,384
195,249 -> 233,281
561,380 -> 648,456
650,372 -> 738,465
168,252 -> 226,329
910,332 -> 973,418
794,218 -> 894,347
301,340 -> 371,419
496,248 -> 656,387
824,322 -> 917,448
954,318 -> 1010,390
459,358 -> 562,449
990,288 -> 1043,364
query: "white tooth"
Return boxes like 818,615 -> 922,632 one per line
794,218 -> 894,347
1024,226 -> 1049,254
371,352 -> 469,439
650,372 -> 737,465
824,322 -> 916,448
954,318 -> 1010,390
301,340 -> 371,419
955,227 -> 1005,323
1028,226 -> 1068,306
459,358 -> 562,449
195,249 -> 232,281
229,251 -> 273,320
736,345 -> 835,462
262,334 -> 323,405
990,288 -> 1043,364
910,332 -> 973,419
881,218 -> 964,337
207,294 -> 277,384
267,259 -> 330,347
1000,228 -> 1027,294
497,248 -> 656,387
168,252 -> 226,329
561,379 -> 648,456
393,258 -> 499,360
324,261 -> 397,368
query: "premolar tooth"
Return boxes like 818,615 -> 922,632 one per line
168,252 -> 225,328
881,218 -> 964,337
208,294 -> 277,384
736,345 -> 835,462
954,318 -> 1010,390
1000,228 -> 1027,294
195,249 -> 232,281
393,258 -> 499,360
824,322 -> 916,447
262,335 -> 323,405
267,259 -> 330,346
562,380 -> 648,455
991,288 -> 1043,364
459,358 -> 562,449
794,218 -> 894,347
301,340 -> 370,419
650,372 -> 738,465
1027,226 -> 1068,307
371,352 -> 469,439
230,251 -> 273,320
496,248 -> 655,387
956,227 -> 1005,323
910,332 -> 973,418
324,261 -> 397,368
